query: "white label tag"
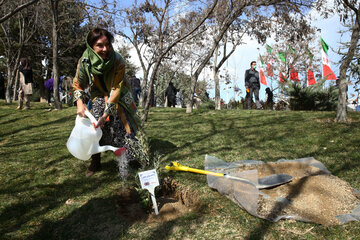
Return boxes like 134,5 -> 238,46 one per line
138,169 -> 160,215
139,169 -> 159,189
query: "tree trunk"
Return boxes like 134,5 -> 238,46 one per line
186,102 -> 192,113
139,70 -> 149,107
5,62 -> 13,103
5,53 -> 21,103
51,0 -> 62,110
214,46 -> 221,110
186,75 -> 198,113
141,61 -> 161,122
335,13 -> 359,122
12,69 -> 19,101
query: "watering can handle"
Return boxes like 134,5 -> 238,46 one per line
84,110 -> 98,126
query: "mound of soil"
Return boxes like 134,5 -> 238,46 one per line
114,178 -> 199,224
235,162 -> 360,226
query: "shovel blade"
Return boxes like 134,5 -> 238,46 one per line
257,174 -> 293,189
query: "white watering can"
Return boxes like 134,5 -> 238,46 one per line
66,110 -> 126,160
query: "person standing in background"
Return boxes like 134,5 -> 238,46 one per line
265,87 -> 274,110
44,77 -> 54,106
17,58 -> 33,110
165,82 -> 178,107
130,75 -> 141,106
244,61 -> 261,110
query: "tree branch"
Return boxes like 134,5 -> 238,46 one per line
159,0 -> 219,62
342,0 -> 359,14
0,0 -> 39,23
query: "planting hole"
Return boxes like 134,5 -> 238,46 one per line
114,177 -> 200,223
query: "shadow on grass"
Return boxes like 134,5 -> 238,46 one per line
167,114 -> 304,162
28,196 -> 131,240
0,115 -> 74,138
0,116 -> 24,125
0,174 -> 117,239
149,138 -> 177,155
144,214 -> 202,240
26,196 -> 205,240
26,181 -> 204,240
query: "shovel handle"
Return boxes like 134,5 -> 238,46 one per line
165,162 -> 224,177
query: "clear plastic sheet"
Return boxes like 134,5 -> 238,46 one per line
205,155 -> 360,225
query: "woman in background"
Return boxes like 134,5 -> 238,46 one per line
17,58 -> 33,110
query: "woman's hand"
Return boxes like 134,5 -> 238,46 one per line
95,113 -> 108,128
76,99 -> 88,117
95,113 -> 109,129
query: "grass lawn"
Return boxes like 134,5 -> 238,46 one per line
0,100 -> 359,239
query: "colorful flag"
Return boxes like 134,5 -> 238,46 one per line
259,55 -> 267,85
321,37 -> 337,80
278,51 -> 286,62
266,44 -> 273,54
308,70 -> 316,85
280,72 -> 287,83
321,37 -> 329,54
267,63 -> 273,77
260,68 -> 267,85
290,65 -> 300,82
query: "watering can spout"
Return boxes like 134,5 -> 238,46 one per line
90,145 -> 126,157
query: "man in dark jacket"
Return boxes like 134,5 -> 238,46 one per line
244,61 -> 261,109
130,76 -> 141,106
165,82 -> 178,107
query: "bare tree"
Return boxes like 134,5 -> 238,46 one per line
0,0 -> 40,23
43,0 -> 89,109
334,0 -> 360,122
118,4 -> 157,106
0,1 -> 39,103
119,0 -> 218,121
49,0 -> 62,109
212,30 -> 245,110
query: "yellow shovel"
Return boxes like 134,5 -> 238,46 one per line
165,162 -> 292,189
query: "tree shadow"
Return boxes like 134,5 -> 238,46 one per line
149,138 -> 177,155
0,116 -> 24,125
0,174 -> 117,239
0,115 -> 74,138
28,196 -> 132,240
27,181 -> 205,240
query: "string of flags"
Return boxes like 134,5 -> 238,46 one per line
258,37 -> 337,86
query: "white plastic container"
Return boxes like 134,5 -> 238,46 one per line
67,111 -> 125,160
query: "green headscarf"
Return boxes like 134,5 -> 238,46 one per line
81,36 -> 115,85
78,34 -> 141,133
